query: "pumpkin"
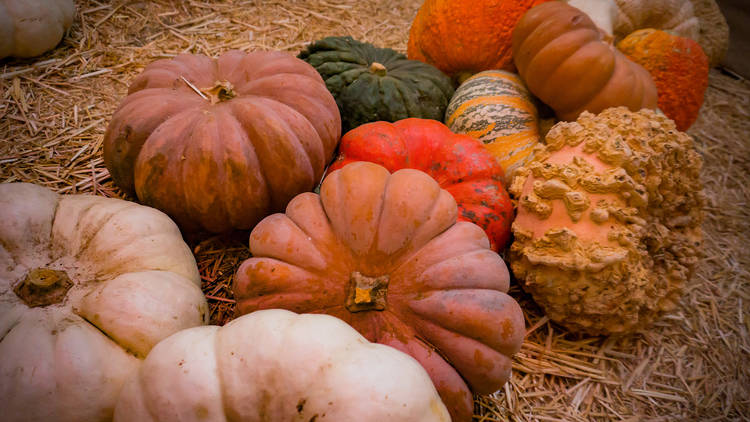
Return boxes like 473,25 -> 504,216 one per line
618,29 -> 709,131
298,36 -> 455,133
564,0 -> 619,36
103,50 -> 341,233
114,309 -> 451,422
512,1 -> 658,122
508,108 -> 704,335
0,183 -> 208,422
406,0 -> 551,79
445,70 -> 541,178
612,0 -> 700,41
688,0 -> 729,67
328,118 -> 513,252
234,162 -> 525,422
0,0 -> 75,59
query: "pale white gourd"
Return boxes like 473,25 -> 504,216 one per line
0,0 -> 76,59
565,0 -> 618,36
114,309 -> 451,422
0,183 -> 208,422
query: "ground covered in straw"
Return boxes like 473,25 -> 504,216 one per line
1,1 -> 748,420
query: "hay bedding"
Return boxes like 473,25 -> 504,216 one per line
0,0 -> 748,420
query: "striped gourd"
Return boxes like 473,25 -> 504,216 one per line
445,70 -> 540,178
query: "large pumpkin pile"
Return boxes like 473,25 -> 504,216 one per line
1,0 -> 721,420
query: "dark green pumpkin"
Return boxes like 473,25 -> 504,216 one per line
298,36 -> 455,133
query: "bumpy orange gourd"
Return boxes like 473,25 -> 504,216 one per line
234,162 -> 525,422
618,29 -> 709,131
407,0 -> 551,79
512,1 -> 658,121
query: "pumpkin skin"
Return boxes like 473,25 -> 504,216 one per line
234,162 -> 526,422
617,29 -> 709,131
407,0 -> 551,79
508,108 -> 704,335
512,1 -> 658,121
0,0 -> 75,59
328,118 -> 513,252
0,183 -> 208,422
114,309 -> 451,422
445,70 -> 541,178
103,50 -> 341,233
298,36 -> 454,133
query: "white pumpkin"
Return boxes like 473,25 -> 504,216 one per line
0,183 -> 208,422
114,309 -> 451,422
0,0 -> 76,59
565,0 -> 619,36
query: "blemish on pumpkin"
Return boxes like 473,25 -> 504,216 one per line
296,398 -> 306,413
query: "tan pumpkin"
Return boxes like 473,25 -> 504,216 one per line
613,0 -> 700,41
0,0 -> 75,59
0,183 -> 208,422
234,162 -> 525,422
103,50 -> 341,233
509,108 -> 704,335
512,1 -> 658,122
114,310 -> 451,422
445,70 -> 541,179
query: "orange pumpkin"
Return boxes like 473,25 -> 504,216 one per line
617,29 -> 709,131
512,1 -> 658,121
234,162 -> 525,422
407,0 -> 551,79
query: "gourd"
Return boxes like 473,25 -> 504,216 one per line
618,29 -> 709,131
113,309 -> 451,422
234,162 -> 526,422
103,50 -> 341,233
0,0 -> 75,59
512,1 -> 658,122
509,108 -> 704,335
328,118 -> 514,251
445,70 -> 541,178
612,0 -> 700,41
0,183 -> 208,422
298,36 -> 454,133
406,0 -> 551,79
564,0 -> 618,36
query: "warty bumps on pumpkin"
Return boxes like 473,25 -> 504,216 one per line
233,162 -> 526,422
509,107 -> 704,335
103,50 -> 341,234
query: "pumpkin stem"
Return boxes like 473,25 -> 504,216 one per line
14,268 -> 73,307
201,81 -> 237,104
368,62 -> 387,77
345,272 -> 389,312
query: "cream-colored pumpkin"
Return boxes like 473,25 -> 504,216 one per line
0,183 -> 208,422
565,0 -> 618,35
114,309 -> 451,422
0,0 -> 76,59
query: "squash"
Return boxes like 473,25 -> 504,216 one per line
407,0 -> 551,79
234,162 -> 525,422
445,70 -> 541,178
617,29 -> 709,131
298,36 -> 454,133
564,0 -> 619,36
512,1 -> 658,122
0,183 -> 208,422
328,118 -> 513,252
103,50 -> 341,233
114,309 -> 451,422
688,0 -> 729,67
0,0 -> 75,59
508,108 -> 704,335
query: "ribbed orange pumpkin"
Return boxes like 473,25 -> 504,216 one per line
407,0 -> 551,79
234,162 -> 526,422
617,29 -> 709,131
512,1 -> 658,121
103,50 -> 341,233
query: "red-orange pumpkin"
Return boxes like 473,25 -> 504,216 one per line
328,118 -> 513,251
103,50 -> 341,233
234,162 -> 526,422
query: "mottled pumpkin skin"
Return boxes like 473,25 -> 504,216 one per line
512,1 -> 658,121
234,162 -> 526,422
446,70 -> 541,178
329,119 -> 513,252
407,0 -> 551,78
299,36 -> 454,133
618,29 -> 709,131
103,50 -> 341,233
